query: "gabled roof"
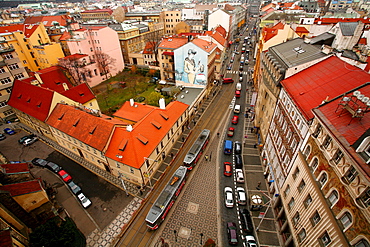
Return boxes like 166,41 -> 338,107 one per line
281,56 -> 370,121
262,22 -> 285,42
1,180 -> 42,196
339,22 -> 358,36
224,4 -> 235,11
158,36 -> 188,50
61,83 -> 95,104
192,38 -> 217,53
113,101 -> 156,123
0,163 -> 29,174
59,31 -> 71,41
0,24 -> 38,38
204,30 -> 227,47
24,15 -> 72,27
105,101 -> 188,169
215,25 -> 227,38
46,104 -> 124,151
8,80 -> 54,122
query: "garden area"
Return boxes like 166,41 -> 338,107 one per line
92,67 -> 174,115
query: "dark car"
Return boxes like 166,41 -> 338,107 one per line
4,128 -> 15,135
19,134 -> 35,144
235,154 -> 243,169
0,134 -> 6,141
226,222 -> 238,245
67,181 -> 82,195
235,141 -> 242,154
46,161 -> 62,173
32,158 -> 49,168
239,65 -> 244,71
240,209 -> 254,233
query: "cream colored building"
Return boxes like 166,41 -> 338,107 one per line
161,10 -> 182,35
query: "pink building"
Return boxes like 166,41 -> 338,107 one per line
60,25 -> 124,87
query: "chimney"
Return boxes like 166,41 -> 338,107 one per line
126,125 -> 133,132
34,73 -> 43,85
159,98 -> 166,109
130,98 -> 134,107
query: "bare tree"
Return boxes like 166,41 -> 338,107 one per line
142,26 -> 164,66
58,56 -> 91,85
95,51 -> 116,80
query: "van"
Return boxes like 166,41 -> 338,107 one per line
223,78 -> 234,84
234,104 -> 241,114
236,83 -> 242,90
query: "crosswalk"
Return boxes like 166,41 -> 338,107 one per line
226,71 -> 249,75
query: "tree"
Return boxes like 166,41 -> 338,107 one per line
95,51 -> 117,80
142,24 -> 164,66
146,92 -> 162,106
58,56 -> 91,85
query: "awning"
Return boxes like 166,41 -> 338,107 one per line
162,51 -> 174,56
250,92 -> 257,106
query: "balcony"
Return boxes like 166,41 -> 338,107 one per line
0,46 -> 15,54
0,82 -> 12,90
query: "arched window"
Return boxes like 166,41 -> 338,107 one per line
328,190 -> 339,206
340,212 -> 353,229
318,172 -> 328,187
310,157 -> 319,171
303,145 -> 311,159
355,239 -> 370,247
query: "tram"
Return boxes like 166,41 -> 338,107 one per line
183,129 -> 211,170
145,166 -> 187,230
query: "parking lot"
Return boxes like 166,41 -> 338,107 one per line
0,126 -> 133,237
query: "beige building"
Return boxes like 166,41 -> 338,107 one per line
161,10 -> 182,35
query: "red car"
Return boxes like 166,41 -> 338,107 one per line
58,170 -> 72,183
235,90 -> 241,98
232,115 -> 239,125
227,127 -> 235,137
224,162 -> 232,176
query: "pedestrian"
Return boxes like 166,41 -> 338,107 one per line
205,155 -> 209,161
251,127 -> 254,133
217,132 -> 220,137
182,136 -> 185,142
171,152 -> 174,159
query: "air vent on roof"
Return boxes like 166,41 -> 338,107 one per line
293,46 -> 305,54
26,98 -> 31,103
58,113 -> 65,120
160,112 -> 169,120
37,102 -> 42,108
89,126 -> 97,134
73,119 -> 80,127
17,94 -> 22,99
136,134 -> 149,145
151,121 -> 162,129
118,139 -> 128,151
168,39 -> 172,41
79,92 -> 85,96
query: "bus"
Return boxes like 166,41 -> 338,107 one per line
183,129 -> 211,170
224,140 -> 233,154
145,166 -> 187,230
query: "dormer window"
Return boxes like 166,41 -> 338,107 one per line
136,134 -> 148,145
73,119 -> 80,127
160,112 -> 169,120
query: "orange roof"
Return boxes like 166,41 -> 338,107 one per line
24,15 -> 72,27
1,163 -> 29,174
262,22 -> 285,42
296,26 -> 309,33
158,36 -> 188,50
46,104 -> 125,151
0,24 -> 38,38
105,101 -> 188,169
61,83 -> 95,104
204,30 -> 227,47
113,101 -> 156,122
143,41 -> 156,54
1,180 -> 42,196
192,38 -> 217,53
224,4 -> 235,11
215,25 -> 227,38
59,31 -> 71,41
261,3 -> 276,12
359,37 -> 367,45
62,54 -> 88,60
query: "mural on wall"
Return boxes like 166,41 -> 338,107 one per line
174,43 -> 207,88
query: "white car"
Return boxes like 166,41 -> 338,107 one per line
236,187 -> 247,205
224,187 -> 234,208
236,169 -> 245,183
77,193 -> 92,208
245,235 -> 258,247
23,137 -> 38,146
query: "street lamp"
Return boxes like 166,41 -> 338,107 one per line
200,233 -> 203,245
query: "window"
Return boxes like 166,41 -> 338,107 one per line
313,124 -> 322,138
0,101 -> 7,107
360,188 -> 370,207
116,163 -> 120,168
298,180 -> 306,192
323,135 -> 332,149
345,166 -> 358,183
333,149 -> 344,164
311,211 -> 321,226
303,145 -> 311,159
8,63 -> 19,70
311,157 -> 319,171
3,53 -> 13,60
0,68 -> 5,73
319,172 -> 328,187
355,239 -> 370,247
340,212 -> 352,229
284,185 -> 290,197
328,190 -> 339,206
14,73 -> 24,79
293,167 -> 300,179
320,232 -> 331,246
304,194 -> 312,208
293,212 -> 300,225
0,77 -> 11,84
130,167 -> 134,174
298,228 -> 306,242
288,197 -> 295,210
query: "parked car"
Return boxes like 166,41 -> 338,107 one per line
0,134 -> 6,141
236,187 -> 247,205
231,115 -> 239,125
236,169 -> 245,183
239,76 -> 243,82
32,158 -> 49,168
77,193 -> 92,208
235,90 -> 241,98
239,65 -> 244,71
240,209 -> 254,233
45,161 -> 61,173
227,127 -> 235,137
58,170 -> 72,183
234,141 -> 242,154
19,134 -> 35,144
224,162 -> 232,177
67,181 -> 82,195
23,136 -> 38,146
224,187 -> 234,208
226,222 -> 238,245
4,128 -> 15,135
227,64 -> 232,70
245,235 -> 258,247
235,154 -> 243,168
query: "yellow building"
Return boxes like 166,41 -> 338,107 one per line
161,10 -> 182,35
0,24 -> 65,72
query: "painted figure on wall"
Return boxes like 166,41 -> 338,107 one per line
184,49 -> 205,85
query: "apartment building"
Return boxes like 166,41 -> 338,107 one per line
161,10 -> 182,35
262,56 -> 370,246
0,44 -> 28,122
0,24 -> 65,72
80,9 -> 113,22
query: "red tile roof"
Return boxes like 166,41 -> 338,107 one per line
158,36 -> 188,50
105,101 -> 188,169
8,80 -> 54,122
192,38 -> 217,53
143,41 -> 156,54
113,101 -> 156,122
215,25 -> 227,38
313,83 -> 370,146
0,24 -> 38,38
1,180 -> 42,196
59,31 -> 71,41
296,26 -> 309,34
204,30 -> 227,47
24,15 -> 72,27
61,83 -> 95,104
282,56 -> 370,121
314,18 -> 370,28
364,56 -> 370,72
46,104 -> 125,151
1,163 -> 29,174
359,37 -> 367,45
262,22 -> 284,42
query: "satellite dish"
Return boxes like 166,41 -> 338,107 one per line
353,91 -> 361,96
362,97 -> 369,103
357,94 -> 364,100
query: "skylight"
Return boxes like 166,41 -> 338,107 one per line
293,47 -> 305,54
